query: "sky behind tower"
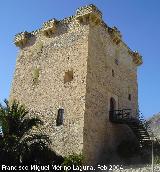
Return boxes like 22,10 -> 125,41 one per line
0,0 -> 160,118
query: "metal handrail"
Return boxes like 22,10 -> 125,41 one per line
109,109 -> 131,122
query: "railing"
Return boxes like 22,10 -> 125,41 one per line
109,109 -> 131,123
109,109 -> 154,148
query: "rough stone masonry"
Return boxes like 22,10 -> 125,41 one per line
10,4 -> 142,165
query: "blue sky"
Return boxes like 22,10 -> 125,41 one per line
0,0 -> 160,118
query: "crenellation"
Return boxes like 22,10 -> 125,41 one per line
13,4 -> 140,61
41,18 -> 58,37
132,51 -> 143,66
60,15 -> 75,24
31,28 -> 42,35
128,50 -> 143,66
108,26 -> 122,45
76,4 -> 102,18
14,31 -> 32,47
76,4 -> 102,26
101,20 -> 109,30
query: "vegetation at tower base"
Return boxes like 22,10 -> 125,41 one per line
0,100 -> 63,165
63,153 -> 84,172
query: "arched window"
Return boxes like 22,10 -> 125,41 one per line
109,97 -> 116,121
56,108 -> 64,126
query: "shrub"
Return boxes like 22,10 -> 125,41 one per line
154,156 -> 160,164
62,153 -> 83,172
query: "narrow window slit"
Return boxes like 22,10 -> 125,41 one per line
56,108 -> 64,126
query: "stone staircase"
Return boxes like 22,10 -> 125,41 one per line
126,119 -> 151,147
109,109 -> 152,147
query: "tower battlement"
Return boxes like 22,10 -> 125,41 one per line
13,4 -> 142,65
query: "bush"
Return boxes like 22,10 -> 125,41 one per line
62,153 -> 83,172
154,156 -> 160,164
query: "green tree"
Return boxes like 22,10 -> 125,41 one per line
0,99 -> 63,165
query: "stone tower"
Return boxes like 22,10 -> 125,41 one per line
10,5 -> 142,164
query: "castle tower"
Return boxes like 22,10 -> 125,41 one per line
10,5 -> 142,164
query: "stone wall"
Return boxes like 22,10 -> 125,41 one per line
10,4 -> 142,165
10,20 -> 90,156
83,22 -> 139,165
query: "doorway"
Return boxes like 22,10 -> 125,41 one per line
109,97 -> 116,121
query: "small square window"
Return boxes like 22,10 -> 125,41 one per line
64,70 -> 73,83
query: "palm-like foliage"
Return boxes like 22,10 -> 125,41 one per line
0,100 -> 57,165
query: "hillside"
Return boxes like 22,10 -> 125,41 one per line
147,113 -> 160,139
